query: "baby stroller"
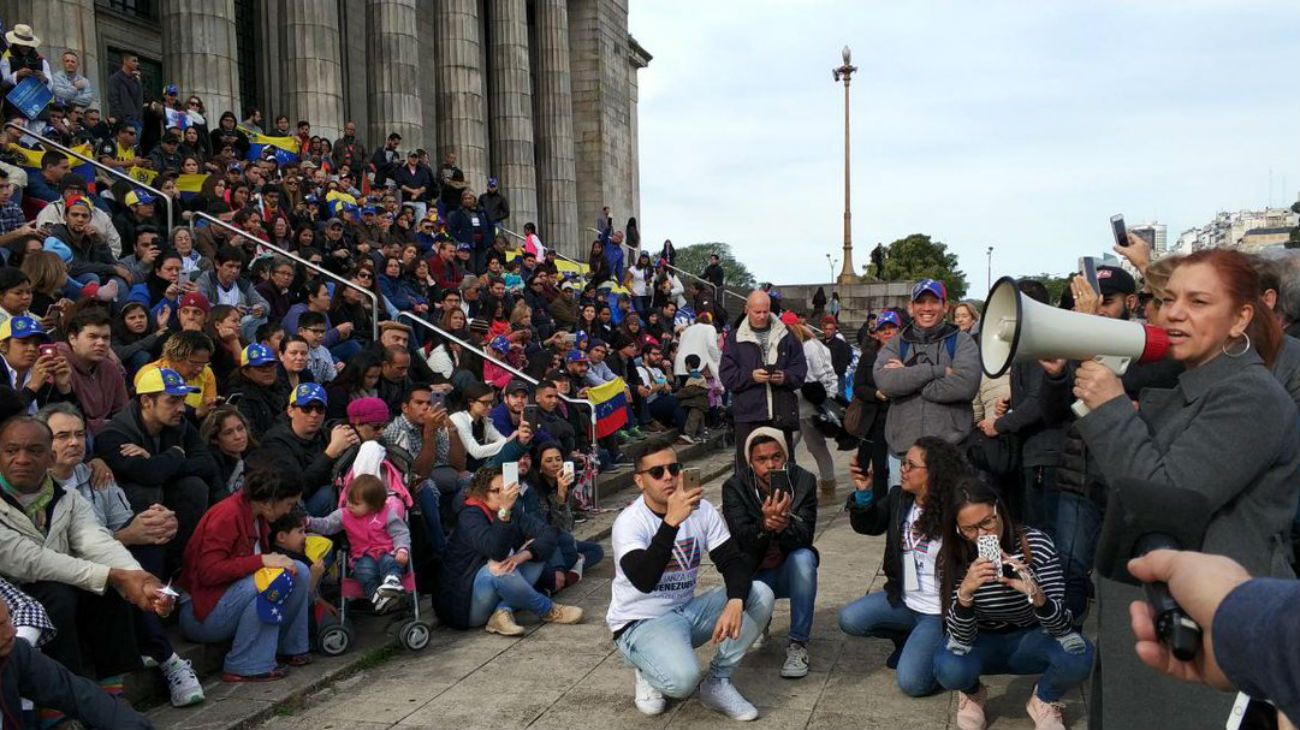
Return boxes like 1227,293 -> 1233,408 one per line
315,445 -> 432,655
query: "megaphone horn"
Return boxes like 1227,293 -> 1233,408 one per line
979,276 -> 1169,384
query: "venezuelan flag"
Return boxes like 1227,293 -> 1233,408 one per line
11,142 -> 98,192
176,173 -> 208,202
246,133 -> 300,166
588,377 -> 629,439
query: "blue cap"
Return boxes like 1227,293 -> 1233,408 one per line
911,278 -> 947,302
875,310 -> 902,331
289,382 -> 328,408
489,335 -> 511,353
229,162 -> 243,172
305,194 -> 319,204
164,84 -> 179,96
457,242 -> 473,252
241,343 -> 276,367
488,177 -> 499,188
43,236 -> 72,263
361,206 -> 377,215
0,316 -> 47,342
567,349 -> 589,364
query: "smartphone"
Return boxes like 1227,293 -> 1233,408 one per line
523,404 -> 541,431
855,440 -> 873,477
681,466 -> 701,492
562,461 -> 575,480
38,344 -> 58,359
1110,214 -> 1128,248
769,467 -> 792,496
1079,256 -> 1100,293
502,461 -> 519,487
976,534 -> 1002,567
429,390 -> 447,408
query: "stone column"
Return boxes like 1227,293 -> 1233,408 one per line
532,0 -> 579,258
434,0 -> 489,190
279,0 -> 346,140
365,0 -> 424,148
487,0 -> 538,237
161,0 -> 241,122
11,0 -> 99,102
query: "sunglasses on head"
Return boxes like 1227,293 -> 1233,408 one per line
638,462 -> 682,479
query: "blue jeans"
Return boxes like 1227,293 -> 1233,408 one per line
329,340 -> 363,363
352,552 -> 402,599
179,560 -> 311,676
1054,490 -> 1102,624
468,560 -> 550,626
934,627 -> 1095,702
647,394 -> 686,431
754,547 -> 818,644
615,583 -> 775,698
548,531 -> 605,572
415,482 -> 447,556
838,591 -> 944,696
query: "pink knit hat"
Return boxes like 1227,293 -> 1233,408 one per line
346,397 -> 390,426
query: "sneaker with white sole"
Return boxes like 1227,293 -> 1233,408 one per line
750,623 -> 770,652
378,573 -> 404,596
698,675 -> 758,721
161,655 -> 205,707
633,669 -> 666,716
780,642 -> 809,679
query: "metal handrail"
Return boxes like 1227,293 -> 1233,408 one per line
191,212 -> 380,340
397,311 -> 604,507
5,122 -> 174,235
499,225 -> 587,268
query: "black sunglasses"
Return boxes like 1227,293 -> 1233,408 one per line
638,462 -> 682,479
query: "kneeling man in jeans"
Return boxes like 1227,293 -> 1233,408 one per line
607,445 -> 774,721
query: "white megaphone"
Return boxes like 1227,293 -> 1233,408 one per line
980,276 -> 1169,416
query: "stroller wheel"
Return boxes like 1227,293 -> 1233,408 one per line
318,622 -> 353,656
400,620 -> 431,651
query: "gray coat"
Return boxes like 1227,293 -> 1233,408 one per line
873,323 -> 980,456
1271,334 -> 1300,412
1075,348 -> 1300,730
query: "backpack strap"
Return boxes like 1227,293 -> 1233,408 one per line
898,333 -> 957,363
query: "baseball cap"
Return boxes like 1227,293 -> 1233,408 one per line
0,316 -> 48,342
179,291 -> 210,314
505,378 -> 532,396
875,310 -> 902,331
43,236 -> 73,264
488,177 -> 499,188
361,206 -> 377,216
588,338 -> 607,352
911,278 -> 947,302
779,311 -> 800,326
124,190 -> 155,207
289,382 -> 328,408
820,315 -> 837,327
136,367 -> 198,396
1097,265 -> 1137,297
254,567 -> 295,625
346,396 -> 390,426
326,217 -> 343,228
457,242 -> 473,252
164,84 -> 179,96
241,343 -> 276,367
567,349 -> 589,364
489,335 -> 511,353
304,535 -> 333,565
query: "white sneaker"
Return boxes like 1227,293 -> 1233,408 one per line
634,669 -> 666,716
750,624 -> 770,651
698,675 -> 758,721
378,573 -> 405,596
161,655 -> 205,707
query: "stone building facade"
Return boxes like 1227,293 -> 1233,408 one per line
2,0 -> 650,258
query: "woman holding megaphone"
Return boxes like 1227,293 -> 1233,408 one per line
1040,249 -> 1298,730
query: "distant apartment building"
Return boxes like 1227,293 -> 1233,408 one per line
1128,223 -> 1167,254
1173,206 -> 1299,255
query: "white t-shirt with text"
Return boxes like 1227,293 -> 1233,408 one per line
901,502 -> 943,615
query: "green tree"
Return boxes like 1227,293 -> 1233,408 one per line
672,242 -> 756,289
1023,273 -> 1072,305
1287,226 -> 1300,250
871,233 -> 969,301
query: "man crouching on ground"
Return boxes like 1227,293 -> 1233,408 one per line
606,445 -> 774,721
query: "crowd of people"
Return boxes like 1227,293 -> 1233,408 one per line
1,19 -> 1298,730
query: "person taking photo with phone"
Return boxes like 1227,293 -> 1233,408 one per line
720,290 -> 807,467
608,445 -> 774,720
721,427 -> 820,679
934,478 -> 1093,730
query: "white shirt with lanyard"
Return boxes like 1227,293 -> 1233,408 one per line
901,502 -> 942,615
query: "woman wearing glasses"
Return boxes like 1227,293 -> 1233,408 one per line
448,382 -> 534,470
934,479 -> 1093,730
837,436 -> 967,697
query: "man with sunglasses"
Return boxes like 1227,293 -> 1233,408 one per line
608,445 -> 774,721
256,383 -> 359,516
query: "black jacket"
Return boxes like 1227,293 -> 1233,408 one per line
229,372 -> 283,440
434,495 -> 558,629
823,335 -> 852,379
721,463 -> 819,572
845,474 -> 918,608
256,422 -> 334,498
1,638 -> 153,729
993,361 -> 1062,469
95,400 -> 219,500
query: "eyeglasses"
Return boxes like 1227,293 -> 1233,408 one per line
356,272 -> 373,280
637,462 -> 682,479
474,397 -> 495,406
958,509 -> 1001,538
900,459 -> 927,472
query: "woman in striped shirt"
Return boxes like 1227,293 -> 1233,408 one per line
934,479 -> 1094,730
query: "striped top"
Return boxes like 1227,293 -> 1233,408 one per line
945,527 -> 1073,646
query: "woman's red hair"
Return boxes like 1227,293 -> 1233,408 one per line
1175,249 -> 1281,367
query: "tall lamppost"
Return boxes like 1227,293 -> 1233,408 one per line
833,46 -> 857,285
986,246 -> 994,293
825,253 -> 839,283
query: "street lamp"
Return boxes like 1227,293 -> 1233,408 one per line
832,46 -> 858,285
986,246 -> 994,293
825,253 -> 839,283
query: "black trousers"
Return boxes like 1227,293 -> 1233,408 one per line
121,474 -> 210,575
128,543 -> 174,664
22,581 -> 140,680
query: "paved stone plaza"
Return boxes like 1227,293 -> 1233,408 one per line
248,444 -> 1087,730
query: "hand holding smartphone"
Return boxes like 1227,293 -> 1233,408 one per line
502,461 -> 519,488
1110,214 -> 1128,248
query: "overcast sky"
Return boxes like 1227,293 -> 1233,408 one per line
628,0 -> 1300,294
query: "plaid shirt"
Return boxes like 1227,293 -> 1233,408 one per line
0,200 -> 26,235
0,575 -> 54,646
382,414 -> 449,467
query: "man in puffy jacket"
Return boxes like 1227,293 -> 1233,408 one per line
872,279 -> 980,456
719,290 -> 807,466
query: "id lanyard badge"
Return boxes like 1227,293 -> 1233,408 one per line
901,518 -> 924,592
